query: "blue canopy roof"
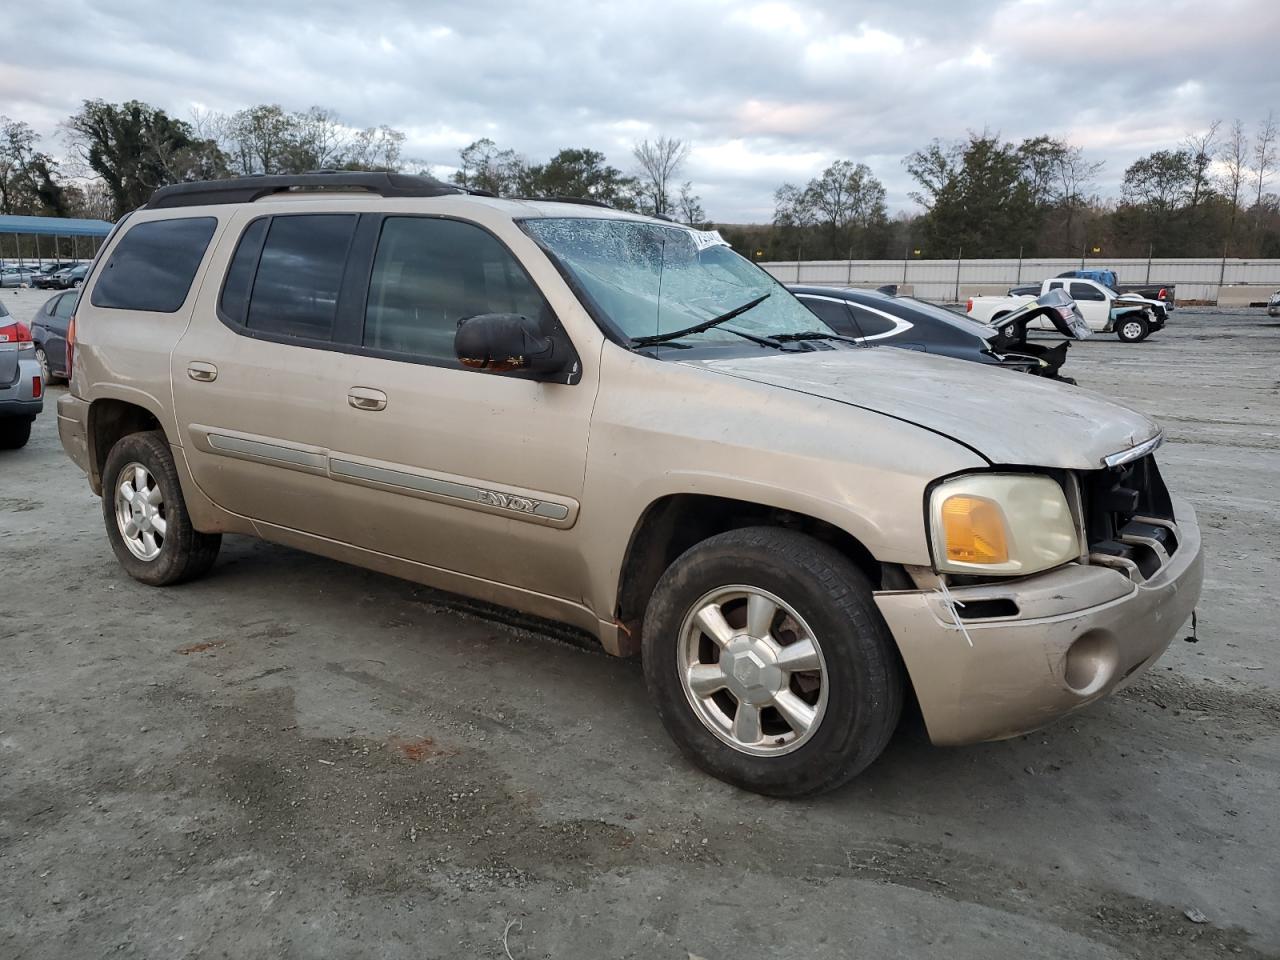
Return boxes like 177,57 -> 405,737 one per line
0,214 -> 114,238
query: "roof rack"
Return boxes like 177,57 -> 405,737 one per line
145,171 -> 486,209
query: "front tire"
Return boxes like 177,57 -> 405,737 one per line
101,430 -> 221,586
1117,315 -> 1149,342
642,526 -> 903,798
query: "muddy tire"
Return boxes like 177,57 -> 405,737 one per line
101,430 -> 221,586
1117,315 -> 1149,342
642,526 -> 903,798
0,418 -> 32,450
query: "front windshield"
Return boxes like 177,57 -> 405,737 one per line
521,217 -> 822,346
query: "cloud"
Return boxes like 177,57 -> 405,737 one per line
2,0 -> 1278,221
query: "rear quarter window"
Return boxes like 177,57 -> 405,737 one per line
90,217 -> 217,313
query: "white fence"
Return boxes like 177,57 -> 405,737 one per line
759,257 -> 1280,303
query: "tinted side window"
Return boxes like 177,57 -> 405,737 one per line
1069,282 -> 1105,301
797,296 -> 857,336
246,215 -> 356,341
219,217 -> 269,324
53,293 -> 78,319
90,217 -> 217,313
1048,281 -> 1065,291
364,217 -> 548,363
847,305 -> 899,338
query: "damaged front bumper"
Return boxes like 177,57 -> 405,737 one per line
874,495 -> 1203,746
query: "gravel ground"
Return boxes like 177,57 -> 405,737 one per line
1,292 -> 1278,960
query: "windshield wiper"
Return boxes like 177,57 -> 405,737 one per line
773,330 -> 864,346
631,292 -> 771,347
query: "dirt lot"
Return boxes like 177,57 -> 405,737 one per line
2,293 -> 1278,960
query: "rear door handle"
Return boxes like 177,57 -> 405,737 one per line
347,387 -> 387,412
187,361 -> 218,382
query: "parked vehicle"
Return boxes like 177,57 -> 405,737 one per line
51,264 -> 88,289
789,285 -> 1088,381
0,300 -> 43,449
30,290 -> 78,383
32,266 -> 74,289
1,266 -> 40,287
1268,290 -> 1280,317
57,172 -> 1203,797
1009,270 -> 1174,306
969,277 -> 1168,342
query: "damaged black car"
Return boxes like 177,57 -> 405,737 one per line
788,285 -> 1089,382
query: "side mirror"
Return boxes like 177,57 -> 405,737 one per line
454,313 -> 577,382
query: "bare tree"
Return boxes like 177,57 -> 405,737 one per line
632,136 -> 689,217
292,106 -> 351,170
1218,119 -> 1249,253
676,180 -> 705,226
1183,120 -> 1220,208
346,125 -> 406,171
1053,146 -> 1103,252
1250,111 -> 1278,241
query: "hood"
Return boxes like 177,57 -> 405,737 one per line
995,289 -> 1091,340
685,348 -> 1160,470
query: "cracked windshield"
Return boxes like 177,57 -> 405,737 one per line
521,218 -> 823,347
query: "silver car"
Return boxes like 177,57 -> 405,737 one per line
0,299 -> 43,449
1,266 -> 39,288
1268,289 -> 1280,317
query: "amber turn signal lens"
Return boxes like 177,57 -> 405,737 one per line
940,495 -> 1009,564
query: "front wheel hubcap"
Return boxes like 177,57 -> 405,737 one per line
1124,322 -> 1142,338
678,585 -> 828,756
114,462 -> 167,561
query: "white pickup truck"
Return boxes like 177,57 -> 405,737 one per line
967,277 -> 1171,342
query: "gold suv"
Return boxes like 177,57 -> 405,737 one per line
57,173 -> 1203,797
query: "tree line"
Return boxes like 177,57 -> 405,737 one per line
0,100 -> 705,231
2,98 -> 1278,262
729,118 -> 1280,262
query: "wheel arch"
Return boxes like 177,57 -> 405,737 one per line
612,492 -> 898,656
86,396 -> 169,495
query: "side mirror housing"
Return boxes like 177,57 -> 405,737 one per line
454,313 -> 579,383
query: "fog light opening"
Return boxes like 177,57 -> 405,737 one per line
1064,632 -> 1118,696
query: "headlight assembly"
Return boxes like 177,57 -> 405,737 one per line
929,474 -> 1079,576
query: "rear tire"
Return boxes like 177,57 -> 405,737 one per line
101,430 -> 221,586
34,346 -> 60,385
642,526 -> 903,798
1117,315 -> 1149,342
0,418 -> 32,449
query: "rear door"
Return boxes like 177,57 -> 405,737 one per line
170,211 -> 356,540
323,214 -> 597,602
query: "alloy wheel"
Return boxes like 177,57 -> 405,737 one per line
113,462 -> 167,561
678,585 -> 828,756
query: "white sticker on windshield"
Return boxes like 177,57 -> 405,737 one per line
688,228 -> 730,251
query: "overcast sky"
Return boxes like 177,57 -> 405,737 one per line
4,0 -> 1278,221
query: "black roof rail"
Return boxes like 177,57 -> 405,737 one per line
145,171 -> 483,209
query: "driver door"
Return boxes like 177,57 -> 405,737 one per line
1068,282 -> 1110,328
323,214 -> 598,603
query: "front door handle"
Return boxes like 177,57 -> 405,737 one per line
187,361 -> 218,382
347,387 -> 387,412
